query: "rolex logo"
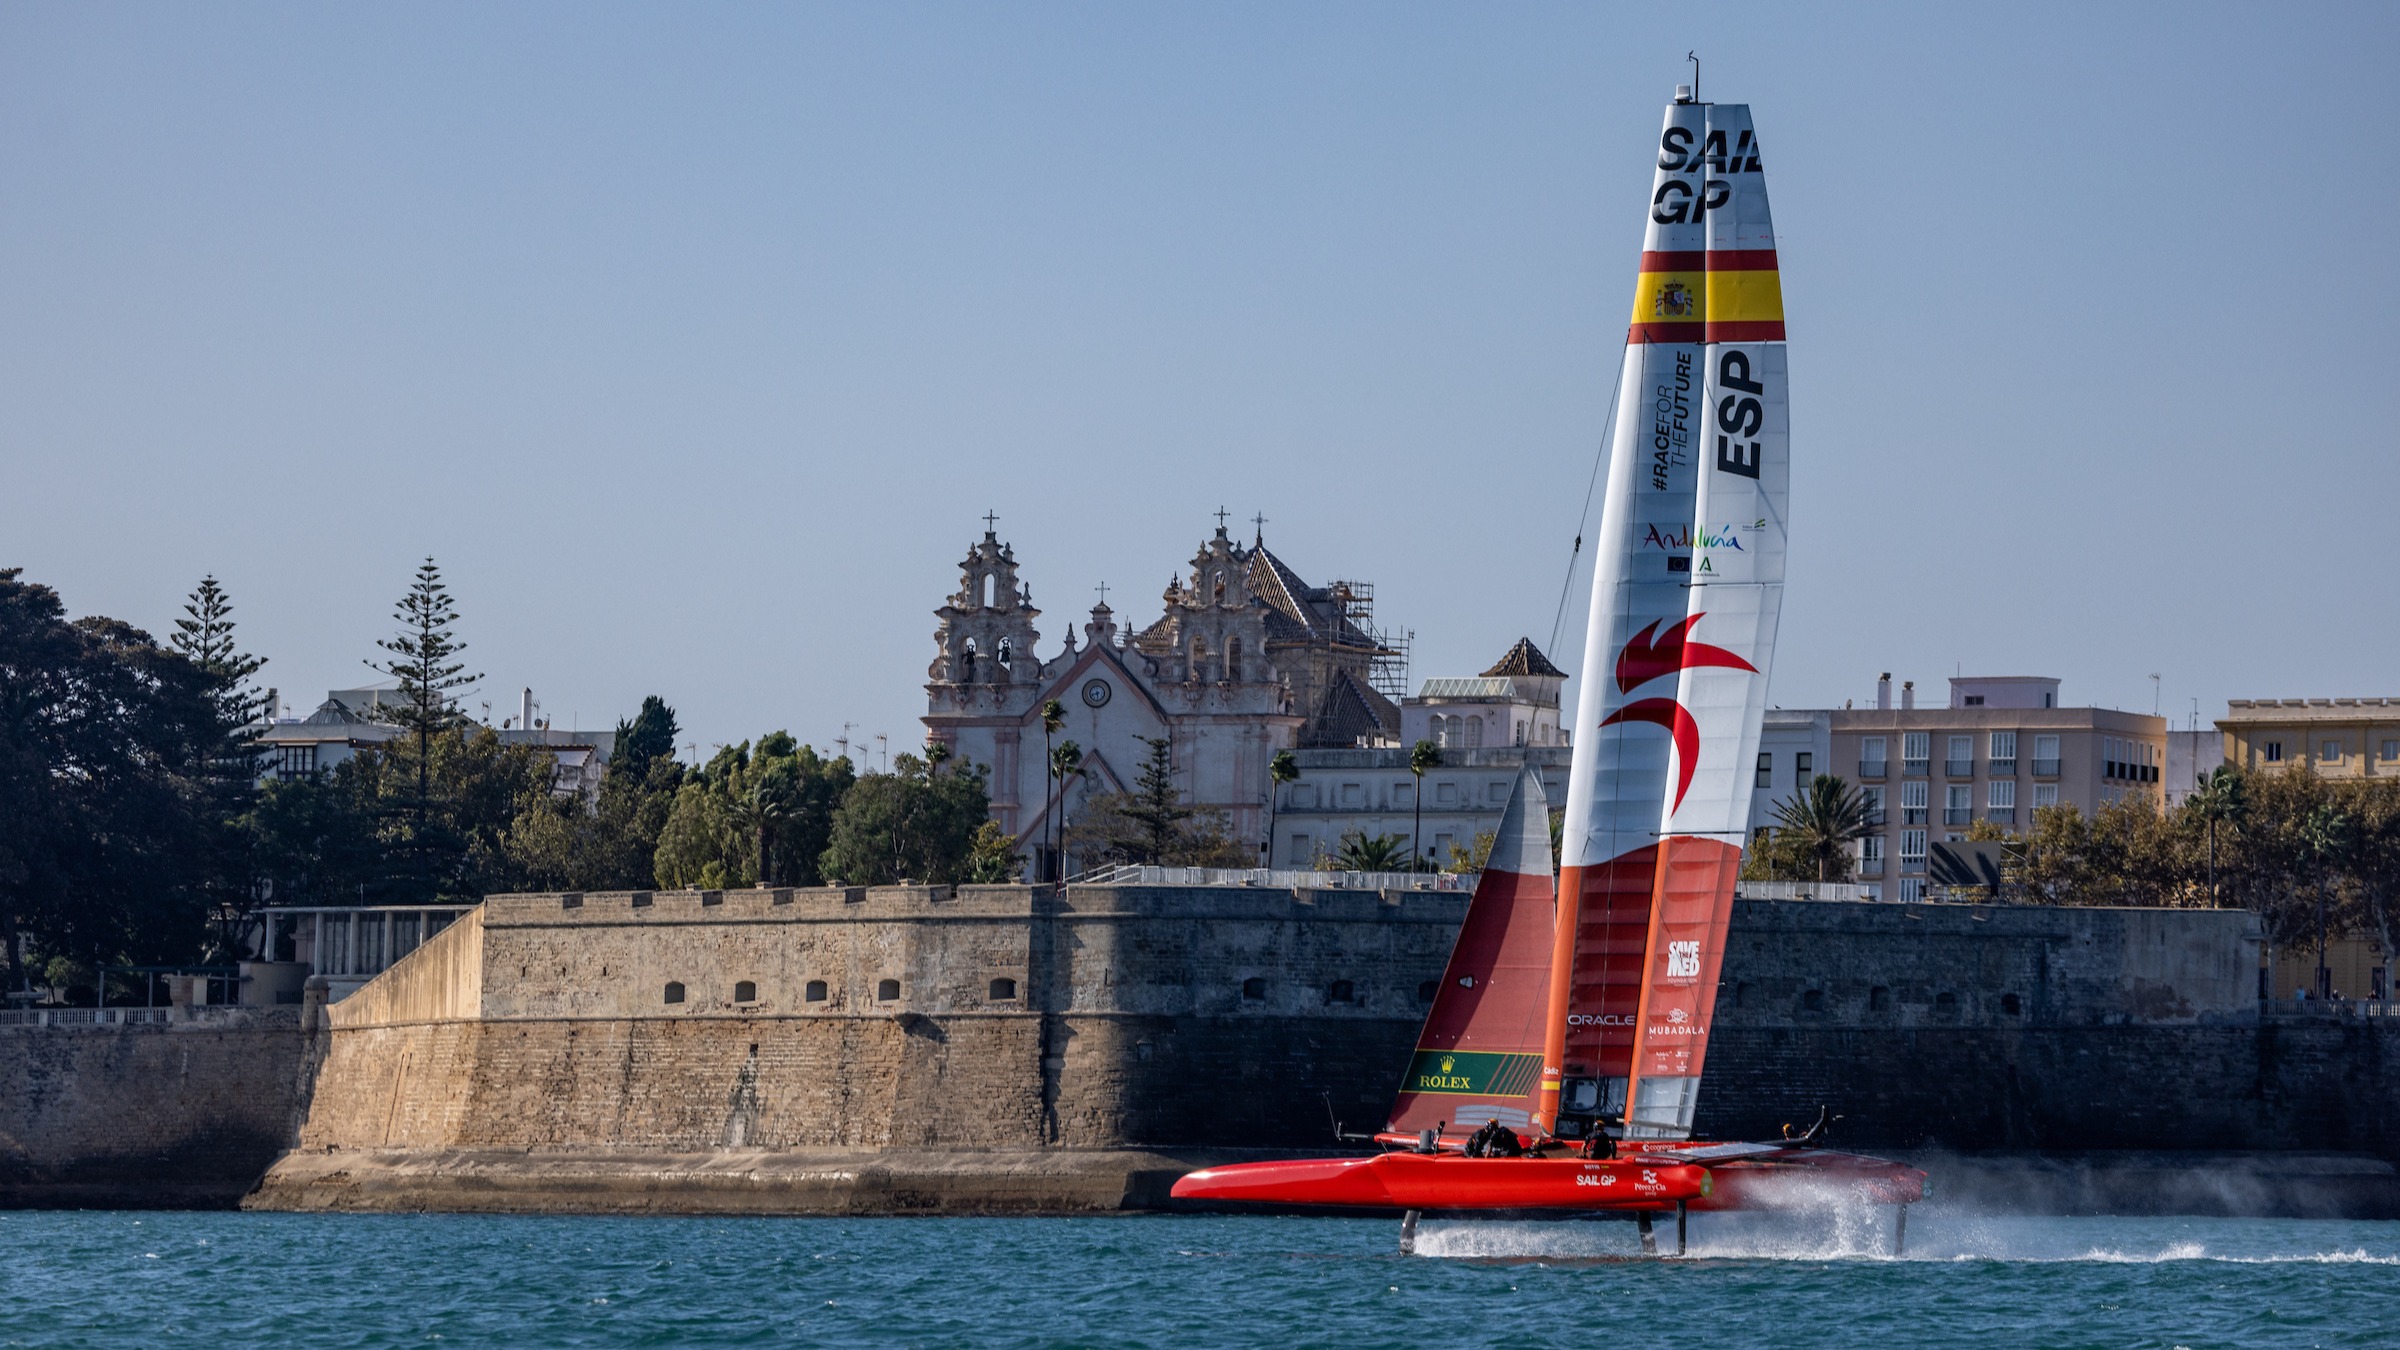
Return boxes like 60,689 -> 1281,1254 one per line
1439,1055 -> 1455,1074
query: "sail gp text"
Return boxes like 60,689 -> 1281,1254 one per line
1652,352 -> 1692,490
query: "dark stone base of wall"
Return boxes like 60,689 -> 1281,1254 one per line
244,1146 -> 1298,1216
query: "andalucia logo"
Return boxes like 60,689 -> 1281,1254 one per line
1404,1049 -> 1543,1096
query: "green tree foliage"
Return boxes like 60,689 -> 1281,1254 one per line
1333,830 -> 1412,873
1063,736 -> 1249,868
612,696 -> 680,778
653,736 -> 856,889
0,570 -> 220,983
169,575 -> 270,954
1767,774 -> 1876,883
1444,830 -> 1497,874
364,559 -> 483,900
818,753 -> 994,886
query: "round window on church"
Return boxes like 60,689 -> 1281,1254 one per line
1081,679 -> 1112,708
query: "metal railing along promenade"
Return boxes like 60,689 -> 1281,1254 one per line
1063,863 -> 1471,892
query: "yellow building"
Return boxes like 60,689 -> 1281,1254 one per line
2261,934 -> 2390,1002
2219,698 -> 2400,778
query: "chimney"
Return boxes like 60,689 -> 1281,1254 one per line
265,687 -> 280,721
521,688 -> 534,735
1876,673 -> 1893,711
1902,680 -> 1916,711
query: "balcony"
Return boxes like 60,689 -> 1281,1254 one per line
1858,856 -> 1885,877
1900,858 -> 1926,875
1986,807 -> 2016,825
1989,758 -> 2017,776
1862,809 -> 1887,827
1859,759 -> 1888,780
2033,758 -> 2061,777
1943,809 -> 1973,826
1903,759 -> 1928,777
1944,758 -> 1975,777
1902,808 -> 1927,825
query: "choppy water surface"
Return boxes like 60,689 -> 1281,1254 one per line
4,1207 -> 2397,1348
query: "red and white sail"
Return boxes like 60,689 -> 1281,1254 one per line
1386,770 -> 1555,1139
1544,93 -> 1788,1141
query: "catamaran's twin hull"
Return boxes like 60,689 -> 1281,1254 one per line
1169,1147 -> 1924,1215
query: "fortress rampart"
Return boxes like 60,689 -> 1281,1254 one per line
12,884 -> 2396,1212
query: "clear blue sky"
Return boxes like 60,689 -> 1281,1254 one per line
5,3 -> 2394,761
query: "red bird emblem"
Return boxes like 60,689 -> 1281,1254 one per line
1603,613 -> 1756,811
1614,614 -> 1756,694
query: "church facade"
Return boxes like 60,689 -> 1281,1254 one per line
923,520 -> 1403,876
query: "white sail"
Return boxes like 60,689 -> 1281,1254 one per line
1545,92 -> 1788,1142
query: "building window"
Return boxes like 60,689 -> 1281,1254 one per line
1241,977 -> 1266,1001
2383,739 -> 2399,762
989,978 -> 1018,1000
1466,717 -> 1484,748
1795,752 -> 1813,781
1934,990 -> 1957,1016
1859,835 -> 1884,875
1899,830 -> 1927,871
1945,784 -> 1972,825
1417,980 -> 1438,1003
1901,780 -> 1928,825
1861,785 -> 1886,825
1989,780 -> 2016,810
1286,834 -> 1311,865
1946,736 -> 1973,777
1898,878 -> 1925,903
2001,993 -> 2022,1016
1435,782 -> 1458,807
2033,734 -> 2061,777
2263,741 -> 2284,763
2033,783 -> 2059,809
733,980 -> 757,1003
1327,980 -> 1356,1004
2322,740 -> 2343,763
1860,736 -> 1888,778
1870,986 -> 1891,1011
1515,719 -> 1527,747
1963,694 -> 1985,706
1341,782 -> 1362,806
1989,732 -> 2016,774
663,982 -> 686,1005
273,745 -> 318,780
1903,733 -> 1929,775
1863,883 -> 1882,901
805,980 -> 829,1002
1802,989 -> 1825,1013
1756,752 -> 1773,788
877,978 -> 900,1000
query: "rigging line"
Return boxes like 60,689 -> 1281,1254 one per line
1546,352 -> 1628,658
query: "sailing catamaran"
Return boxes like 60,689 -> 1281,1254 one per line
1173,84 -> 1925,1254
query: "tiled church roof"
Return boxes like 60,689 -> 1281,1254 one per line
1480,637 -> 1566,680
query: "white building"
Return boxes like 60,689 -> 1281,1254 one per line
253,684 -> 616,795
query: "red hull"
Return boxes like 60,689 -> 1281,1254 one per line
1172,1144 -> 1923,1213
1172,1152 -> 1708,1212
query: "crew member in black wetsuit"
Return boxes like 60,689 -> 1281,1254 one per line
1465,1119 -> 1523,1157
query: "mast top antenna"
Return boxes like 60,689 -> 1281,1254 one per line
1682,52 -> 1700,104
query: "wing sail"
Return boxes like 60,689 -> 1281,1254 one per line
1544,95 -> 1787,1143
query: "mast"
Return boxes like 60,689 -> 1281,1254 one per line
1542,88 -> 1787,1142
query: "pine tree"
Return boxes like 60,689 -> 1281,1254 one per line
1120,736 -> 1194,864
169,575 -> 268,953
366,558 -> 482,899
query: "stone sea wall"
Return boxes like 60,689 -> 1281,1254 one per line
14,884 -> 2400,1213
0,1012 -> 311,1207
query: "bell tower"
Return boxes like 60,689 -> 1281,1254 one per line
929,522 -> 1041,687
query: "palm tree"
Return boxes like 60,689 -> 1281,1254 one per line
1039,699 -> 1066,881
1770,774 -> 1876,883
923,737 -> 953,777
729,766 -> 798,886
1336,830 -> 1412,873
2302,802 -> 2354,998
1264,749 -> 1299,866
2187,766 -> 2246,907
1408,739 -> 1443,872
1049,739 -> 1085,879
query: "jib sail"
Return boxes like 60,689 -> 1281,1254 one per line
1386,770 -> 1556,1139
1543,92 -> 1788,1142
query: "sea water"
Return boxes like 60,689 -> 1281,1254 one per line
3,1208 -> 2396,1348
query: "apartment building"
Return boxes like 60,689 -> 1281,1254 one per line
1822,675 -> 2164,903
2219,698 -> 2400,779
